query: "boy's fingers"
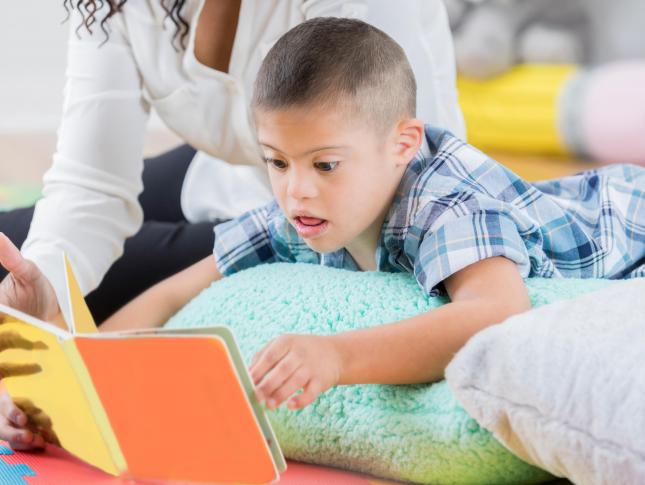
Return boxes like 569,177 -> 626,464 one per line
249,348 -> 264,367
288,380 -> 323,409
255,353 -> 300,397
250,341 -> 289,386
248,350 -> 265,376
266,367 -> 310,408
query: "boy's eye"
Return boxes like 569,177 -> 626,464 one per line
313,161 -> 339,172
265,157 -> 287,170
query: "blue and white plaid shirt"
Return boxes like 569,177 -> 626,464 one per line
213,126 -> 645,295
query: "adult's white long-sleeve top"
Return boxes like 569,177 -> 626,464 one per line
21,0 -> 465,305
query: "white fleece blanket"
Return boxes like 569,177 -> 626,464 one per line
446,277 -> 645,485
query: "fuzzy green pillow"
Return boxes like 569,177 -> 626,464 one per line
165,263 -> 611,484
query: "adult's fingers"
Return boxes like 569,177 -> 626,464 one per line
39,426 -> 60,447
0,395 -> 44,450
16,399 -> 59,447
0,391 -> 26,427
0,233 -> 32,282
7,428 -> 46,451
0,421 -> 38,449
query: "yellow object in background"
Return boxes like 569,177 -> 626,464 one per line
458,64 -> 578,156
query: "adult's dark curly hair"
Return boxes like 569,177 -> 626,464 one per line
63,0 -> 189,48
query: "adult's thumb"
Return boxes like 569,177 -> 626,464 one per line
0,233 -> 31,282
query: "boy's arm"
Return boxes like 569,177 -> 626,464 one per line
100,200 -> 280,332
100,256 -> 222,332
330,256 -> 531,385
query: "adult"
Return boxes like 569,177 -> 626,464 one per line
0,0 -> 464,324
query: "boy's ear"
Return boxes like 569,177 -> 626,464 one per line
392,118 -> 424,166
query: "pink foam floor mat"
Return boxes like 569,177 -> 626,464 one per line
0,441 -> 405,484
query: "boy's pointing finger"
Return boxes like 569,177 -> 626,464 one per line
249,337 -> 290,385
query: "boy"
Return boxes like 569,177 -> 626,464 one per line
1,17 -> 644,449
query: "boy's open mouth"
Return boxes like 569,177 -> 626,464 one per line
293,216 -> 329,238
296,216 -> 325,226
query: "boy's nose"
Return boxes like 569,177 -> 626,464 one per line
286,171 -> 318,200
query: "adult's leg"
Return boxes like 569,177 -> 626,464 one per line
0,144 -> 197,256
85,219 -> 215,323
1,144 -> 218,323
138,144 -> 196,222
84,144 -> 218,323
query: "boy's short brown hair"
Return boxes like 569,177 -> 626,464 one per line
252,17 -> 417,134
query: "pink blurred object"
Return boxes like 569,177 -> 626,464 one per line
581,61 -> 645,164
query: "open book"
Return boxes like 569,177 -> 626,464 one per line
0,254 -> 286,484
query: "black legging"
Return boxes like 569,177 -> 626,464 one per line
0,144 -> 219,324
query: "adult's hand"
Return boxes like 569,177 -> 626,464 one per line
0,233 -> 60,322
0,331 -> 57,451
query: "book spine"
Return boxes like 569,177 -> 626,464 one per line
61,340 -> 127,476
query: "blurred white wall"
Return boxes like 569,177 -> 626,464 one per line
0,2 -> 171,137
0,2 -> 68,132
0,3 -> 179,183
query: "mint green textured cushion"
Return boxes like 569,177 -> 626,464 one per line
165,263 -> 612,484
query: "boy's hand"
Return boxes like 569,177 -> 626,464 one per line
249,334 -> 342,411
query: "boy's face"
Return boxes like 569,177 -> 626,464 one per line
256,104 -> 422,255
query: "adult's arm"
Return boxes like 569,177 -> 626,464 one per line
20,7 -> 150,307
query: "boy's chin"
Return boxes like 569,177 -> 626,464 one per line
303,237 -> 343,254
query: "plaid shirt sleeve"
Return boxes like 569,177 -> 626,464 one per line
213,201 -> 320,276
412,209 -> 531,295
213,201 -> 282,276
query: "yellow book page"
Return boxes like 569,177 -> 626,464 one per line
63,255 -> 98,334
0,320 -> 118,475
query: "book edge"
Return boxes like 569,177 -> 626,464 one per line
61,339 -> 127,476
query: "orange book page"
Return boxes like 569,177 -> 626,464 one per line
74,336 -> 278,484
